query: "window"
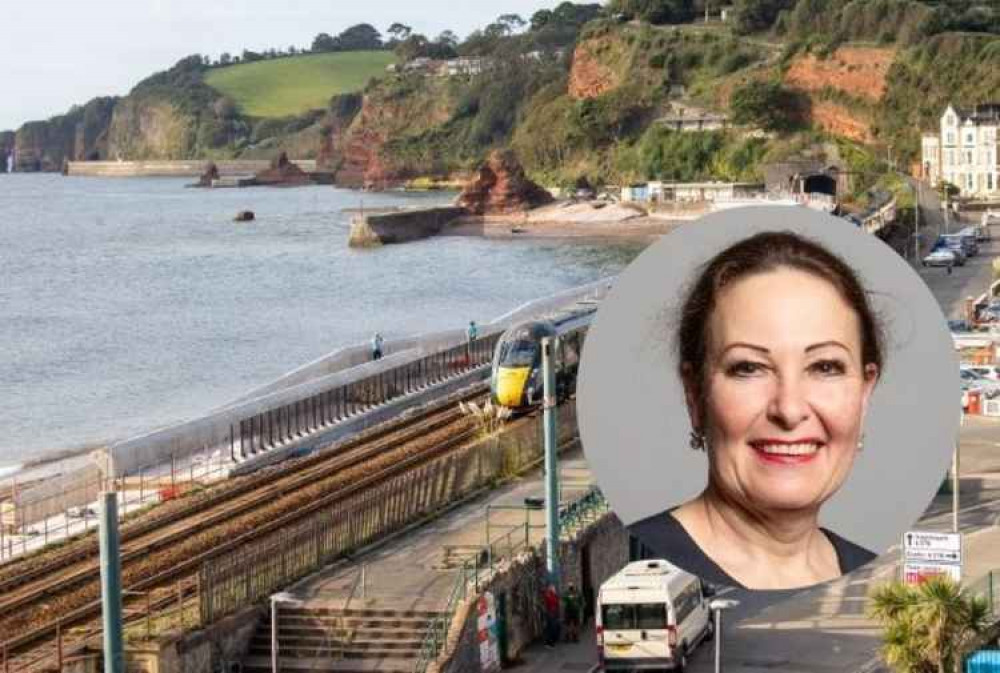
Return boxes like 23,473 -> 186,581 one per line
968,174 -> 975,190
967,151 -> 974,165
967,132 -> 975,144
602,604 -> 667,631
947,132 -> 955,145
989,174 -> 994,191
947,150 -> 955,165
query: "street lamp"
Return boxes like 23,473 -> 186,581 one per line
709,598 -> 740,673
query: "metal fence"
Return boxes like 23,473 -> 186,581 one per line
234,333 -> 499,459
0,333 -> 500,563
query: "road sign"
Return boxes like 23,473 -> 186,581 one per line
902,531 -> 962,584
904,561 -> 962,584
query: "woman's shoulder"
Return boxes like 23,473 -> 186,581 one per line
821,528 -> 877,574
627,510 -> 742,589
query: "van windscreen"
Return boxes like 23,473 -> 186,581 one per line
602,603 -> 668,630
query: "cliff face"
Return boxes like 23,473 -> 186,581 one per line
107,98 -> 198,160
328,78 -> 460,188
783,46 -> 894,145
12,97 -> 116,171
568,40 -> 621,100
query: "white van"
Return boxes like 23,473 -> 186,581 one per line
596,559 -> 714,671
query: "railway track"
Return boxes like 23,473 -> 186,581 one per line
1,383 -> 490,669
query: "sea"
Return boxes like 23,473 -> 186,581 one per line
0,174 -> 644,473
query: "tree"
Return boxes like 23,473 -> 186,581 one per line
394,33 -> 430,61
337,23 -> 383,51
311,32 -> 339,52
497,13 -> 528,33
387,22 -> 412,43
728,80 -> 803,131
608,0 -> 696,24
531,9 -> 555,30
869,577 -> 990,673
219,52 -> 232,66
731,0 -> 795,34
436,30 -> 459,50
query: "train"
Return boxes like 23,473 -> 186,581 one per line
489,314 -> 591,411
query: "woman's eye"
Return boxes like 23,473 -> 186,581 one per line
726,361 -> 765,377
810,359 -> 847,376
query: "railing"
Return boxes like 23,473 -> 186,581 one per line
1,333 -> 501,563
414,486 -> 609,673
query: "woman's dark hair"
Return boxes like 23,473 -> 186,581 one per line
678,230 -> 884,401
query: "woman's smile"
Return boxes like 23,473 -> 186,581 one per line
748,438 -> 824,464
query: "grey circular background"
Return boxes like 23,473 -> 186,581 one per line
578,206 -> 961,555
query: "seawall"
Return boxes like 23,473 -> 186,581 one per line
348,206 -> 466,247
65,159 -> 318,178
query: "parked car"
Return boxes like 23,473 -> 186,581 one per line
963,364 -> 1000,381
941,233 -> 978,258
948,319 -> 972,333
960,368 -> 1000,398
923,248 -> 958,267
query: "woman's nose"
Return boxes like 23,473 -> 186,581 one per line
766,375 -> 810,429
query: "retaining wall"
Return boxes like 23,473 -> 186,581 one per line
65,160 -> 317,178
348,207 -> 466,247
434,511 -> 630,672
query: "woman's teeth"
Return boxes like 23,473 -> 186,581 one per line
756,443 -> 820,456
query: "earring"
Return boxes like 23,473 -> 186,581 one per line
857,434 -> 865,452
689,430 -> 707,451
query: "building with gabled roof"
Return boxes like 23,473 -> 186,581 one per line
922,103 -> 1000,197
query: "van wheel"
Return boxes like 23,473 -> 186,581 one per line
675,645 -> 688,672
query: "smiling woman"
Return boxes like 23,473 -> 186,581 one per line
577,207 -> 962,594
631,232 -> 883,590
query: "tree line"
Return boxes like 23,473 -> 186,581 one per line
188,3 -> 603,69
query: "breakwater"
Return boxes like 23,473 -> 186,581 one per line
65,159 -> 318,178
348,206 -> 466,247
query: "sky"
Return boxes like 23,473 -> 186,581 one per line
1,0 -> 564,131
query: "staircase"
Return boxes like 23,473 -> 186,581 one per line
241,605 -> 444,673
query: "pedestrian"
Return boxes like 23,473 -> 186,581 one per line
371,332 -> 384,361
562,583 -> 582,642
467,320 -> 478,342
542,582 -> 560,648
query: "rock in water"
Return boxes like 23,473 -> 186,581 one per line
254,151 -> 311,186
457,150 -> 554,215
234,210 -> 255,222
195,162 -> 220,187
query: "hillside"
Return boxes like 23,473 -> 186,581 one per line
204,51 -> 396,118
6,0 -> 1000,188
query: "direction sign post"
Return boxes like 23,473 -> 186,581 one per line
902,530 -> 962,585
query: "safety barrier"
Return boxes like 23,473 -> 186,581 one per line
0,334 -> 499,562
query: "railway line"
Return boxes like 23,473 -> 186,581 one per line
0,382 -> 492,670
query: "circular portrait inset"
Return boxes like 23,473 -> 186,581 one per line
577,206 -> 961,591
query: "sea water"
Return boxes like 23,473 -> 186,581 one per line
0,174 -> 643,467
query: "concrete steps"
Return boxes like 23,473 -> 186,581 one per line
240,606 -> 443,673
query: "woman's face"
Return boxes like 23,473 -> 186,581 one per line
685,267 -> 878,515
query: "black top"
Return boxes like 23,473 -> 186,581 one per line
628,510 -> 877,591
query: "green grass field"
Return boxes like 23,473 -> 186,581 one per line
205,51 -> 396,118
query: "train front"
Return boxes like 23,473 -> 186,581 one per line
490,321 -> 556,410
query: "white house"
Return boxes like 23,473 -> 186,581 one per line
922,103 -> 1000,198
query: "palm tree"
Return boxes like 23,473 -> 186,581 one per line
869,575 -> 991,673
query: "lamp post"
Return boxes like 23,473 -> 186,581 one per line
541,337 -> 560,587
709,598 -> 740,673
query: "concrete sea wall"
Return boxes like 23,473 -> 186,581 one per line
65,160 -> 317,178
348,206 -> 466,247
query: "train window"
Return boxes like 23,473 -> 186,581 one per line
499,340 -> 536,367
